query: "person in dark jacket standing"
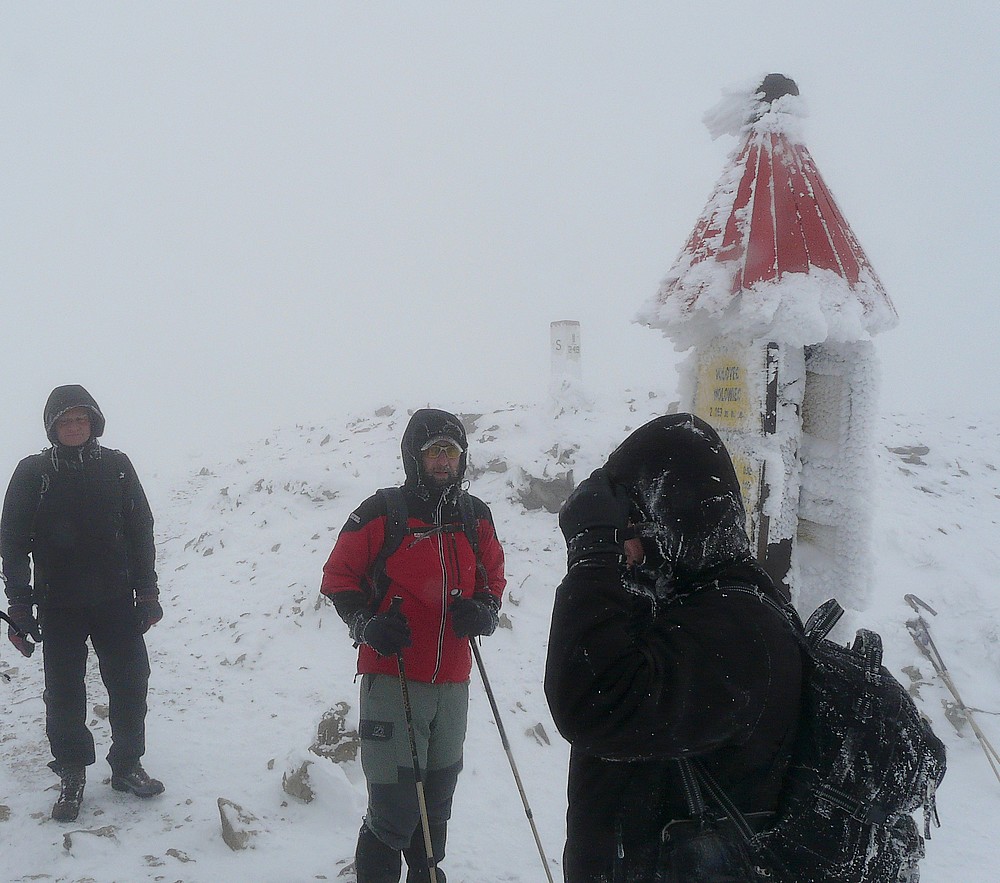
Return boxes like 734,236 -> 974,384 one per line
544,413 -> 802,882
322,408 -> 506,883
1,385 -> 164,822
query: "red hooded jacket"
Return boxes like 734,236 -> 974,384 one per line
321,409 -> 506,683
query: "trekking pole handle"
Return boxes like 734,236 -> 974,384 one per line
905,594 -> 938,617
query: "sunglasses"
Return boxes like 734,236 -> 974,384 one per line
424,443 -> 462,459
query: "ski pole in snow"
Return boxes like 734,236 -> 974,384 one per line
471,637 -> 556,883
390,597 -> 439,883
905,593 -> 1000,785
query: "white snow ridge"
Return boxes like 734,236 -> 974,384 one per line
2,395 -> 999,881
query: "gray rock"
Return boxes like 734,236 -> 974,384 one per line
218,797 -> 261,850
517,470 -> 575,513
310,702 -> 360,764
282,761 -> 315,803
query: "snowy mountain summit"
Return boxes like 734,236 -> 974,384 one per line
2,394 -> 1000,881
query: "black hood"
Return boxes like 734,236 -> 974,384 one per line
401,408 -> 468,492
44,385 -> 106,445
604,413 -> 752,587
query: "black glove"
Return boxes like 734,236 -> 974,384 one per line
351,608 -> 412,657
558,468 -> 632,569
7,603 -> 42,658
451,594 -> 500,638
136,595 -> 164,634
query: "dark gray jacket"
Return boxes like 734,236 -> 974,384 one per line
1,386 -> 157,608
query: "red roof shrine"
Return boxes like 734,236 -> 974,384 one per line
644,75 -> 897,344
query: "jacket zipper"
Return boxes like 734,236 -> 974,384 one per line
430,495 -> 448,682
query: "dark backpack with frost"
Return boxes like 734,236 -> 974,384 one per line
682,593 -> 946,883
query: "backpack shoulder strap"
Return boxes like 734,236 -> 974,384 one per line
366,487 -> 408,611
458,491 -> 489,590
457,491 -> 478,554
714,581 -> 818,654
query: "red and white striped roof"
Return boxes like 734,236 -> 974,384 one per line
641,76 -> 897,347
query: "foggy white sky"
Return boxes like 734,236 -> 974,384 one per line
2,2 -> 998,477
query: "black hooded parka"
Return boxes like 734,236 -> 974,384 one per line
545,414 -> 802,882
1,384 -> 157,608
1,385 -> 159,775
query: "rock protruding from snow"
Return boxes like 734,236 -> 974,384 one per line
218,797 -> 261,850
310,703 -> 360,765
516,468 -> 574,514
282,761 -> 316,803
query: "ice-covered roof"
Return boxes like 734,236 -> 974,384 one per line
639,74 -> 898,350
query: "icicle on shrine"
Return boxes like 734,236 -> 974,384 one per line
638,74 -> 898,614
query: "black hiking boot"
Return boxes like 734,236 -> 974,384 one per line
355,823 -> 402,883
51,767 -> 86,822
404,822 -> 447,882
110,762 -> 164,798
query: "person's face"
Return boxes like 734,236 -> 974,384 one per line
624,536 -> 645,567
421,441 -> 462,489
55,407 -> 92,447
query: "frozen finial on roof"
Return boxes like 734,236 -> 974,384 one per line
757,73 -> 799,104
703,72 -> 807,140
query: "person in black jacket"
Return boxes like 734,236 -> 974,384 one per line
1,385 -> 165,822
544,413 -> 802,882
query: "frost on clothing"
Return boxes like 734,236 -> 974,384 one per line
545,414 -> 801,882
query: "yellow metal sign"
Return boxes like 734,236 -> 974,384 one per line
730,452 -> 761,516
694,355 -> 751,430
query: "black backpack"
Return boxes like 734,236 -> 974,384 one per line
363,487 -> 486,613
677,589 -> 946,883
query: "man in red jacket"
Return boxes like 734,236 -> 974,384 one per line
322,409 -> 506,883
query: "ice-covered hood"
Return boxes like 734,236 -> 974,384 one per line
43,384 -> 106,445
604,413 -> 751,586
400,408 -> 468,492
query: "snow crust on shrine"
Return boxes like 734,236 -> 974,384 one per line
638,75 -> 900,613
638,77 -> 898,353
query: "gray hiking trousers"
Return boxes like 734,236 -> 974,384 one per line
359,673 -> 469,850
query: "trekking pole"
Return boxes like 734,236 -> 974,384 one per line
0,609 -> 26,638
471,637 -> 555,883
389,597 -> 438,883
904,593 -> 1000,785
1,610 -> 26,677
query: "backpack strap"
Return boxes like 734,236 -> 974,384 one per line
366,487 -> 490,612
714,582 -> 828,657
457,491 -> 490,591
365,487 -> 408,613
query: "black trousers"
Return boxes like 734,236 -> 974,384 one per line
41,597 -> 150,774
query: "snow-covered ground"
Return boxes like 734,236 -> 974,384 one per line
2,392 -> 999,882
